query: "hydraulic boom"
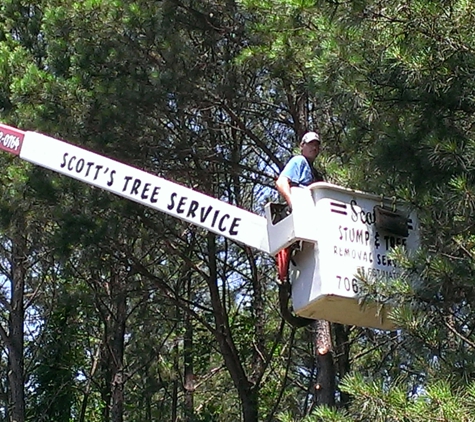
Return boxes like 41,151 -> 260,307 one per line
0,123 -> 270,253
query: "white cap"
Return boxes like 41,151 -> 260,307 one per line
301,131 -> 320,144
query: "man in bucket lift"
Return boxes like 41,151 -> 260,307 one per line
275,131 -> 324,283
276,131 -> 324,207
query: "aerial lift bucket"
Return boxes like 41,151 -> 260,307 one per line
265,183 -> 419,330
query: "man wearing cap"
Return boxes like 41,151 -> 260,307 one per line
276,131 -> 324,207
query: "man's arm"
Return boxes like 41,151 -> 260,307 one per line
277,156 -> 303,207
276,174 -> 293,207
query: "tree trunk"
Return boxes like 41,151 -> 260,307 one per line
110,273 -> 127,422
206,233 -> 258,422
183,273 -> 195,421
313,320 -> 335,408
171,378 -> 178,422
333,324 -> 351,407
8,217 -> 27,422
242,389 -> 259,422
78,346 -> 101,422
99,340 -> 111,422
97,269 -> 127,422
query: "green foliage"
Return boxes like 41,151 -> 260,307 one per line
241,0 -> 475,420
28,287 -> 87,422
4,0 -> 475,421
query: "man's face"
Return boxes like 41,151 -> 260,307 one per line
301,140 -> 320,161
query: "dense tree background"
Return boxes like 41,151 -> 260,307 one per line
1,0 -> 475,421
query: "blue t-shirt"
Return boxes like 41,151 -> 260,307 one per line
280,155 -> 321,187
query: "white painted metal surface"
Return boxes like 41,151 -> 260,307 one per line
0,124 -> 270,253
264,187 -> 319,255
288,183 -> 419,329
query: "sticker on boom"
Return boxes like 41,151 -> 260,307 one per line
0,124 -> 25,155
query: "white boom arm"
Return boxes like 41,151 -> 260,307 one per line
0,123 -> 270,253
